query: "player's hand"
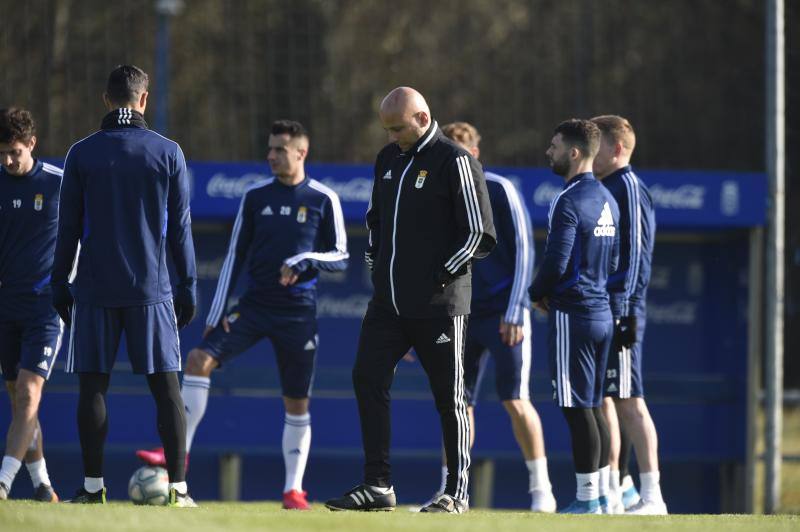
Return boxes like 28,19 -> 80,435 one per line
279,264 -> 299,286
173,296 -> 196,329
533,297 -> 549,316
499,320 -> 524,346
615,315 -> 637,348
203,316 -> 230,339
52,284 -> 74,327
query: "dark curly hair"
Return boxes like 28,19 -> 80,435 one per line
0,107 -> 36,145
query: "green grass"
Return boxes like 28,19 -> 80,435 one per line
1,501 -> 798,532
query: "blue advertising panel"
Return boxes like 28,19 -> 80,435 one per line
185,161 -> 766,228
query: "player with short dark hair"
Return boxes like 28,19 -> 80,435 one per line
104,65 -> 149,106
325,88 -> 496,514
137,119 -> 349,510
0,108 -> 62,502
530,119 -> 619,514
591,114 -> 666,515
51,64 -> 198,506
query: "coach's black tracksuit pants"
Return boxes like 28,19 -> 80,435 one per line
352,302 -> 471,501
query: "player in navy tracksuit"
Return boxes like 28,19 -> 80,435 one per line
435,122 -> 556,512
591,115 -> 666,515
529,119 -> 620,514
50,66 -> 197,505
138,120 -> 348,510
0,108 -> 61,502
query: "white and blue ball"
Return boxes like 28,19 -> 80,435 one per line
128,466 -> 169,505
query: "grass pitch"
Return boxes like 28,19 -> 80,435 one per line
1,501 -> 798,532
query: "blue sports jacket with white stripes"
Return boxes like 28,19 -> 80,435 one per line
366,121 -> 496,318
601,165 -> 655,318
51,108 -> 197,308
0,160 -> 62,299
205,176 -> 348,327
529,172 -> 620,319
470,172 -> 534,325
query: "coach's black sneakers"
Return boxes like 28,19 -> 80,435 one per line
420,493 -> 468,514
32,484 -> 59,502
325,484 -> 396,511
66,487 -> 106,504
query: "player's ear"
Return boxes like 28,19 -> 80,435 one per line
613,141 -> 624,158
139,91 -> 149,112
27,136 -> 37,152
102,92 -> 113,110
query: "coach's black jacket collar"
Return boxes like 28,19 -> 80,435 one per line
101,108 -> 148,130
397,120 -> 440,156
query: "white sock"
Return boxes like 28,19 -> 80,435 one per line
526,458 -> 552,492
182,375 -> 211,452
169,481 -> 187,495
26,458 -> 51,488
282,413 -> 311,493
0,456 -> 22,490
84,477 -> 104,493
438,465 -> 448,494
639,471 -> 664,503
598,465 -> 610,498
610,469 -> 621,492
575,471 -> 599,501
367,485 -> 393,494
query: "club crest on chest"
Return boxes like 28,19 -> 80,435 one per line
415,170 -> 428,189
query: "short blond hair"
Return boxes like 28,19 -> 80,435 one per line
591,115 -> 636,152
442,121 -> 481,149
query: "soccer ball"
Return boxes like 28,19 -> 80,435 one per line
128,466 -> 169,505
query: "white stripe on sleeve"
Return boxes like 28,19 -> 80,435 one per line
488,174 -> 533,325
283,180 -> 350,268
444,156 -> 484,274
205,192 -> 249,327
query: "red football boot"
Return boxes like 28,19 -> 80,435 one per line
135,447 -> 190,470
282,489 -> 310,510
136,447 -> 166,466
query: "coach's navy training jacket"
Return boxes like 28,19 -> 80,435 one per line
0,161 -> 62,299
601,165 -> 655,319
205,177 -> 348,326
366,121 -> 496,318
471,172 -> 534,325
51,108 -> 197,307
529,172 -> 620,319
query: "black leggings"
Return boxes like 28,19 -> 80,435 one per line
77,371 -> 186,482
619,420 -> 633,478
561,406 -> 610,474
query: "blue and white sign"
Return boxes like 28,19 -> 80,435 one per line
187,161 -> 767,228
